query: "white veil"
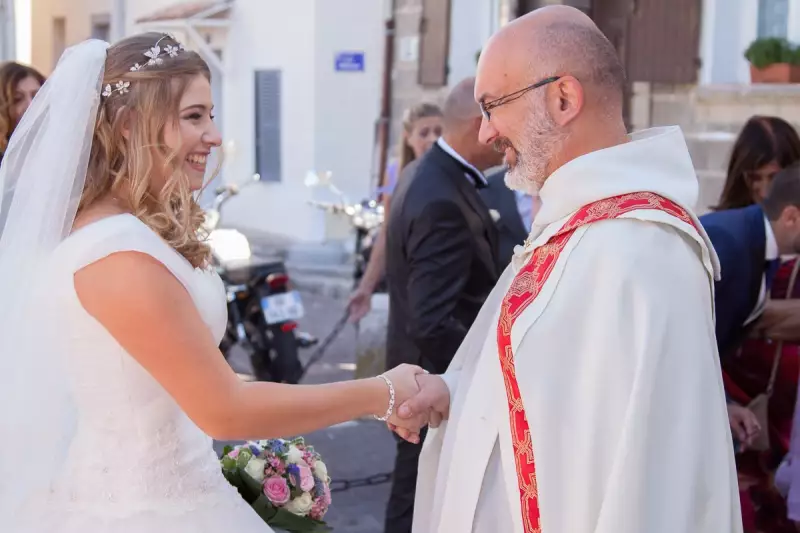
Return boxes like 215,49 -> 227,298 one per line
0,39 -> 108,523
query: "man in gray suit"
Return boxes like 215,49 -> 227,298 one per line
480,169 -> 538,265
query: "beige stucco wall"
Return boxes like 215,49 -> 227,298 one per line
30,0 -> 111,73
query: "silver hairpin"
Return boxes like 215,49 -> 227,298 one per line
103,35 -> 185,98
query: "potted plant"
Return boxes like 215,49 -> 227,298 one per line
744,37 -> 800,83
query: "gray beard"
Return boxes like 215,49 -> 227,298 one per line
503,98 -> 567,194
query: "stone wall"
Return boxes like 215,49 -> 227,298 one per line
630,82 -> 800,213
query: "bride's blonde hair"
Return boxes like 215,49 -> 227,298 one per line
80,32 -> 211,268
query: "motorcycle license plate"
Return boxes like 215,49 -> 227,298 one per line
261,291 -> 305,325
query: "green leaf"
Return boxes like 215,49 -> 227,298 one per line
268,508 -> 332,533
251,493 -> 279,523
240,469 -> 266,496
222,445 -> 234,456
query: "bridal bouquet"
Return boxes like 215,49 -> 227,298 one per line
220,438 -> 333,532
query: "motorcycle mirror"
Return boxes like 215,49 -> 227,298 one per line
304,171 -> 320,188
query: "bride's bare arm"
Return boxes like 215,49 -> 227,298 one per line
75,251 -> 425,441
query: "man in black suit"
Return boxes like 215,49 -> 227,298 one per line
480,169 -> 538,265
383,77 -> 504,533
700,161 -> 800,448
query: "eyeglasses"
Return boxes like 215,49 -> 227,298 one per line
479,76 -> 561,122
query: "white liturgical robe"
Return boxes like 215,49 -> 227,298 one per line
413,127 -> 742,533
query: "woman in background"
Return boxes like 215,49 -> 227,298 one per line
0,61 -> 45,162
376,103 -> 443,198
347,103 -> 443,322
716,115 -> 800,532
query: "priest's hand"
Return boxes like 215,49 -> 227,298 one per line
388,374 -> 451,442
383,364 -> 429,444
727,403 -> 761,451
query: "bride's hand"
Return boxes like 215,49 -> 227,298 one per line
381,364 -> 428,443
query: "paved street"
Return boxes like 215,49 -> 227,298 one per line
214,289 -> 396,533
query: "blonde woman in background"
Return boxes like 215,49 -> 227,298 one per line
348,103 -> 443,321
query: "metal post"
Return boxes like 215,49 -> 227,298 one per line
111,0 -> 126,41
1,0 -> 17,61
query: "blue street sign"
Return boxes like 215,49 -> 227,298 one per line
335,52 -> 365,72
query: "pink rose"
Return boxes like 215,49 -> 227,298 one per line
321,483 -> 332,506
297,464 -> 315,492
264,476 -> 290,505
228,449 -> 240,459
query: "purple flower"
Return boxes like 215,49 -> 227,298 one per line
286,464 -> 301,487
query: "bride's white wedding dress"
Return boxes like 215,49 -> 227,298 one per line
16,214 -> 272,532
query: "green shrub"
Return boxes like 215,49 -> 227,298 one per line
745,37 -> 800,68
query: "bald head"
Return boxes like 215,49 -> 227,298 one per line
474,6 -> 629,193
479,6 -> 625,107
443,77 -> 482,128
440,77 -> 504,171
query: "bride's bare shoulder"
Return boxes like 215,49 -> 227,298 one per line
74,249 -> 189,324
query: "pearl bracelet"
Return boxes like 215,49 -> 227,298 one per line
374,374 -> 395,422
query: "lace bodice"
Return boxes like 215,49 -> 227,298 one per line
25,215 -> 270,532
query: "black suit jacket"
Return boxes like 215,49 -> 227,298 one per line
700,204 -> 770,359
385,143 -> 500,373
480,170 -> 528,267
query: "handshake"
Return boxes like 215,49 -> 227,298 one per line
380,364 -> 452,444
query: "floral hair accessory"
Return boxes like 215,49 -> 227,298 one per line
101,35 -> 186,98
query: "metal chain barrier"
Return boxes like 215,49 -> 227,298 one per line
330,472 -> 393,493
298,307 -> 395,493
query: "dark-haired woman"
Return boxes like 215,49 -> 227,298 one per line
717,116 -> 800,532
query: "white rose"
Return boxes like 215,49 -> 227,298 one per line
286,445 -> 304,465
313,460 -> 328,481
243,458 -> 267,483
285,492 -> 314,516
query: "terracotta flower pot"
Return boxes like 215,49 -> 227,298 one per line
750,63 -> 800,83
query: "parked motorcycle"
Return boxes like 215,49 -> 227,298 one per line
205,177 -> 317,384
304,171 -> 386,291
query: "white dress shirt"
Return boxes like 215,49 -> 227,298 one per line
514,189 -> 541,231
436,137 -> 488,188
745,216 -> 779,325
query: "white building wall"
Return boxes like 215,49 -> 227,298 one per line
219,0 -> 384,244
220,0 -> 319,243
312,0 -> 385,240
448,0 -> 494,84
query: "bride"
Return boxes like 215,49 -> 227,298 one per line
0,34 -> 426,532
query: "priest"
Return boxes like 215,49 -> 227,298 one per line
395,6 -> 742,533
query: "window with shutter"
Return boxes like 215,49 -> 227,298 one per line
418,0 -> 452,87
254,70 -> 282,183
